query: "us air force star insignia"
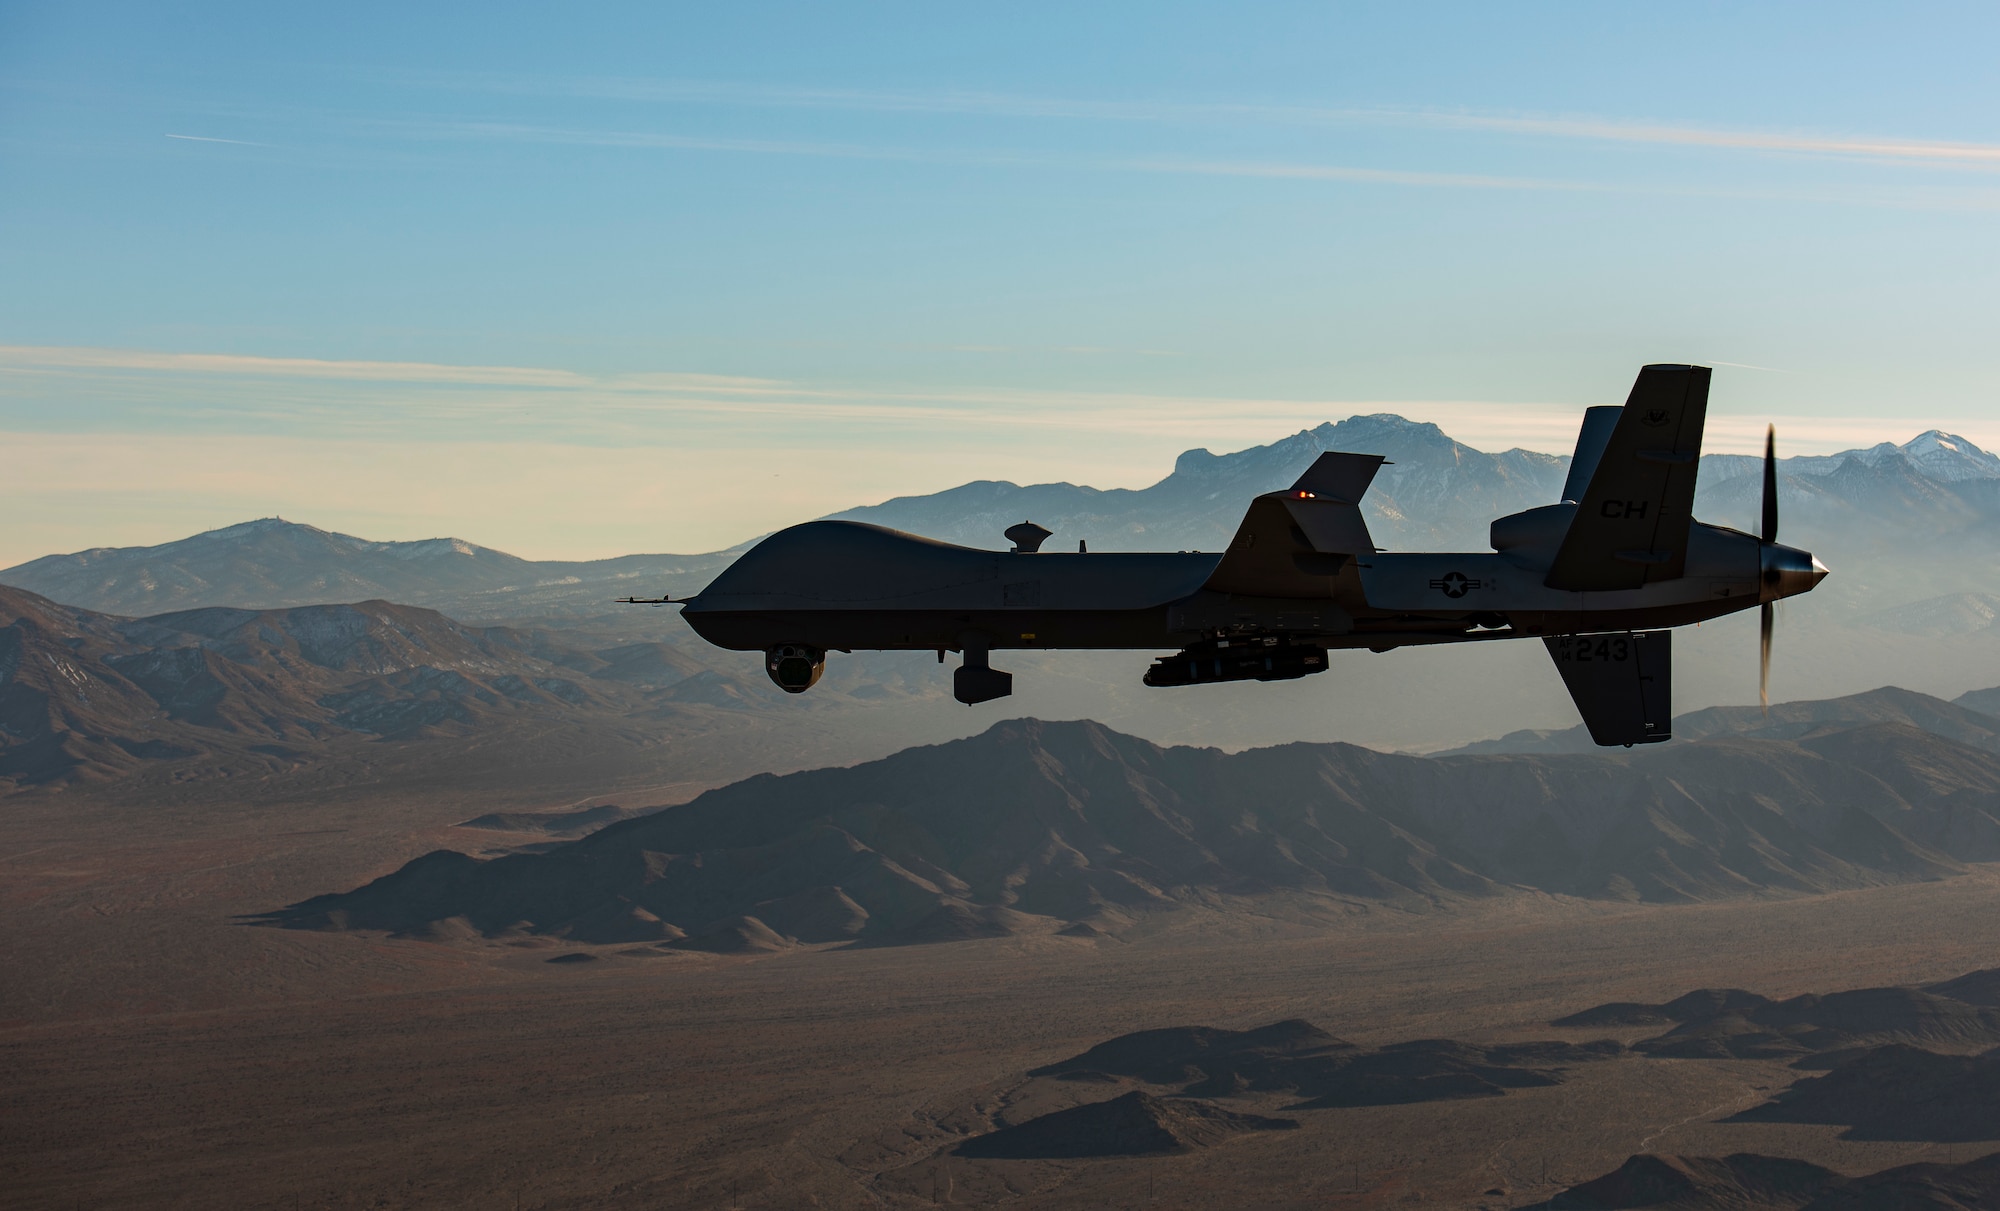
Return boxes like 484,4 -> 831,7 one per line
1428,571 -> 1480,598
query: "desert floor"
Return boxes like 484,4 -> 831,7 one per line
9,774 -> 2000,1210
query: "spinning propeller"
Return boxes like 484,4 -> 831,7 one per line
1760,424 -> 1778,712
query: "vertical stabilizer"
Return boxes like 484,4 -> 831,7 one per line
1545,630 -> 1672,746
1544,365 -> 1711,591
1561,406 -> 1623,503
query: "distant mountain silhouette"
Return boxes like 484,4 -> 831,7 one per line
837,423 -> 2000,560
1808,429 -> 2000,481
260,711 -> 2000,945
9,420 -> 2000,764
1527,1151 -> 2000,1211
0,583 -> 819,788
0,583 -> 641,785
0,517 -> 738,619
1440,685 -> 2000,757
8,425 -> 1995,625
832,414 -> 1566,553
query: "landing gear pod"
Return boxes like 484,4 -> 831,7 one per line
952,632 -> 1013,705
765,644 -> 825,693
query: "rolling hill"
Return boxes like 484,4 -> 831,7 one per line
1530,1151 -> 2000,1211
262,711 -> 2000,946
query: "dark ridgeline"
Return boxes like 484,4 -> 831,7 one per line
1557,974 -> 2000,1062
953,1091 -> 1297,1159
1558,966 -> 2000,1147
948,1018 -> 1617,1161
1029,1019 -> 1622,1109
946,963 -> 2000,1172
1526,1152 -> 2000,1210
1441,683 -> 2000,757
1729,1046 -> 2000,1142
262,710 -> 2000,946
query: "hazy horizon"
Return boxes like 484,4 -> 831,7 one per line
5,4 -> 1999,565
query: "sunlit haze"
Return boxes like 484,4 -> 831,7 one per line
3,3 -> 1996,565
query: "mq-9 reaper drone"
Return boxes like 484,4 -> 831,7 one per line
624,365 -> 1827,747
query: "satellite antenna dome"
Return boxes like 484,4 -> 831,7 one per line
1004,521 -> 1053,553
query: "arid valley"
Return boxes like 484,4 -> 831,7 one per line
16,768 -> 2000,1209
10,16 -> 2000,1201
13,414 -> 2000,1207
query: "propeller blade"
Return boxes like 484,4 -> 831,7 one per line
1761,424 -> 1779,544
1760,601 -> 1774,714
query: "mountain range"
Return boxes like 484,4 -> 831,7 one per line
836,420 -> 2000,560
1443,684 -> 2000,757
833,413 -> 1567,554
262,703 -> 2000,947
18,559 -> 2000,802
0,582 -> 945,790
0,517 -> 740,621
6,422 -> 1995,624
7,419 -> 2000,762
0,583 -> 646,787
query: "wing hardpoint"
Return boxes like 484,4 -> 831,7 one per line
1545,365 -> 1711,592
1200,452 -> 1385,597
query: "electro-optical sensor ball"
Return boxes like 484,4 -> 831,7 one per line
765,644 -> 826,693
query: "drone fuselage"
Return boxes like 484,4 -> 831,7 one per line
662,365 -> 1831,743
680,515 -> 1821,657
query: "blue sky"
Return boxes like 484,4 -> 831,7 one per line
2,2 -> 1997,562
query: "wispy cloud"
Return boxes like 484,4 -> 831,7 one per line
1377,109 -> 2000,167
359,117 -> 2000,212
1705,360 -> 1796,374
1117,156 -> 1601,192
395,71 -> 2000,171
0,344 -> 775,391
165,133 -> 267,146
0,343 -> 1980,461
388,119 -> 1594,194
